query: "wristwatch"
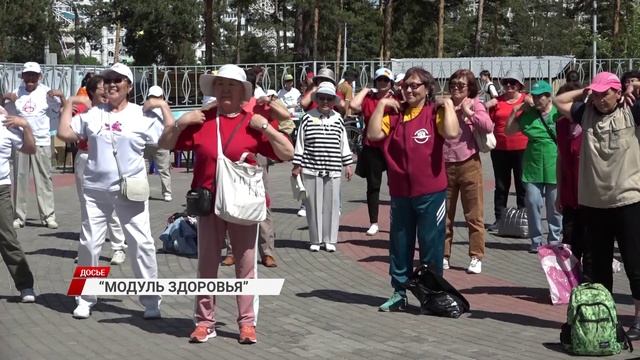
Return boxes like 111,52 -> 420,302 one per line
260,122 -> 269,131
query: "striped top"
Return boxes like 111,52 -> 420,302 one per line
293,109 -> 353,177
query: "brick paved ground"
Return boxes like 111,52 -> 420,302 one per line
0,153 -> 637,359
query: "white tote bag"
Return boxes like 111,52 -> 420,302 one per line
213,113 -> 267,225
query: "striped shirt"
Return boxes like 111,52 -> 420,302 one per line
293,109 -> 353,177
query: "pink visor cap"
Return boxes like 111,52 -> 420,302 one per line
588,72 -> 622,93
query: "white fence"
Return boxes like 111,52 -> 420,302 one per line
1,58 -> 638,108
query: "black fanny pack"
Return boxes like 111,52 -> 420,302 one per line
185,188 -> 213,216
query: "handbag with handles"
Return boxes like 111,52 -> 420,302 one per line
473,129 -> 497,153
109,114 -> 150,202
213,113 -> 267,225
497,207 -> 529,238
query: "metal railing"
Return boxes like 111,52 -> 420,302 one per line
2,58 -> 638,108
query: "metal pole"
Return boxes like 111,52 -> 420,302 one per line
343,24 -> 347,70
592,0 -> 597,79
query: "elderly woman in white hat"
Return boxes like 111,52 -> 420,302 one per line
58,63 -> 171,320
350,67 -> 395,236
292,81 -> 354,252
158,64 -> 293,345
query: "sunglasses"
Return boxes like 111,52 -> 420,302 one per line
376,77 -> 392,83
402,82 -> 424,91
316,94 -> 335,102
449,82 -> 468,90
502,79 -> 520,87
104,77 -> 126,85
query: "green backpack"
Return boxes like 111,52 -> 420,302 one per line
560,283 -> 632,356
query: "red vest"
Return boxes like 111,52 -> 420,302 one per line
383,103 -> 447,197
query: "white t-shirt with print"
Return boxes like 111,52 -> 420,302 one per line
0,114 -> 23,185
12,84 -> 60,146
71,103 -> 163,191
277,87 -> 301,113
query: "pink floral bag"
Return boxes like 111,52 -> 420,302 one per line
537,244 -> 581,305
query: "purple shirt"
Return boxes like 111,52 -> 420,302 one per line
443,97 -> 494,163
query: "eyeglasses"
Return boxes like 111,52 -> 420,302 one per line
402,82 -> 424,91
316,94 -> 334,102
104,77 -> 126,85
449,82 -> 468,90
502,79 -> 520,87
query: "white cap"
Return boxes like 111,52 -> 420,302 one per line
148,85 -> 163,98
199,64 -> 252,101
22,62 -> 41,74
266,89 -> 277,97
374,67 -> 394,82
394,73 -> 405,83
101,63 -> 133,83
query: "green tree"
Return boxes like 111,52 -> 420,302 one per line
0,0 -> 61,63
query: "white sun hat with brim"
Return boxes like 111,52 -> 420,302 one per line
100,63 -> 133,83
394,73 -> 405,83
200,64 -> 252,102
312,81 -> 339,105
501,69 -> 525,87
313,68 -> 336,86
147,85 -> 163,98
266,89 -> 278,97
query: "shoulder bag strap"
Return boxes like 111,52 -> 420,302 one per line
216,111 -> 251,157
107,112 -> 124,181
536,110 -> 557,144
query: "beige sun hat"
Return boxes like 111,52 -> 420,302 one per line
199,64 -> 253,102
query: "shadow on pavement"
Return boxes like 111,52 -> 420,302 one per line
541,342 -> 566,354
339,225 -> 370,233
342,239 -> 388,249
347,199 -> 390,206
469,309 -> 563,328
460,286 -> 550,305
271,207 -> 299,215
275,239 -> 309,250
25,248 -> 110,262
296,289 -> 422,314
38,231 -> 80,241
484,241 -> 530,251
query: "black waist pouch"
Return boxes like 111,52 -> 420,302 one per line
185,188 -> 213,216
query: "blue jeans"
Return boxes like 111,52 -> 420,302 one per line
524,182 -> 562,247
389,191 -> 446,295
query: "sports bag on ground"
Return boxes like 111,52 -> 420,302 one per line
560,283 -> 632,356
497,207 -> 528,238
403,264 -> 470,318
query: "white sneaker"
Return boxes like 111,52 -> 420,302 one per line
443,258 -> 450,270
143,306 -> 161,319
366,223 -> 379,236
163,194 -> 172,202
110,250 -> 126,265
73,304 -> 91,319
325,243 -> 336,252
467,257 -> 482,274
309,244 -> 320,252
20,288 -> 36,303
13,219 -> 24,229
43,219 -> 58,229
297,207 -> 306,217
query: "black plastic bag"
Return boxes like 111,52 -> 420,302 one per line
403,264 -> 470,318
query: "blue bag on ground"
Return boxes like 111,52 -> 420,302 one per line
159,216 -> 198,255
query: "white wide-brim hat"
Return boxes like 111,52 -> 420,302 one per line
200,64 -> 253,102
312,81 -> 339,105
